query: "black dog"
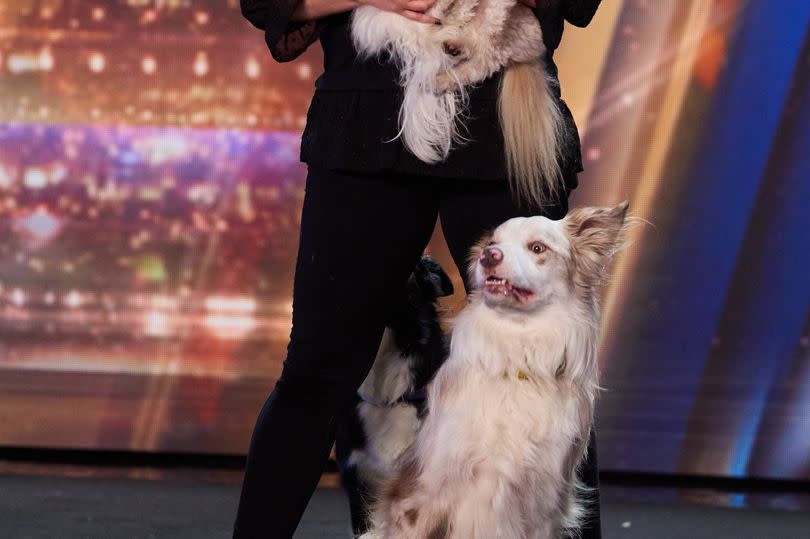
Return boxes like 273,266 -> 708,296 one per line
335,256 -> 453,535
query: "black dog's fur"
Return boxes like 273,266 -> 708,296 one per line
335,256 -> 453,535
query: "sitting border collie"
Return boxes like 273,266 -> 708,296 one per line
335,256 -> 454,535
362,203 -> 629,539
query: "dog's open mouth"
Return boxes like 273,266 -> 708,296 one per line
484,276 -> 534,300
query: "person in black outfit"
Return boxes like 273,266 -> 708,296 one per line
234,1 -> 602,537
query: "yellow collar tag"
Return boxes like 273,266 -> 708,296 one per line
516,370 -> 528,380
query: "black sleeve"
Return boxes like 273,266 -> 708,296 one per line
563,0 -> 601,27
240,0 -> 321,63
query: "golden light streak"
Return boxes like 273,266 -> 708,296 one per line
598,0 -> 714,362
555,0 -> 626,135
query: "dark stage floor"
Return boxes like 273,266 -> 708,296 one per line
1,471 -> 809,538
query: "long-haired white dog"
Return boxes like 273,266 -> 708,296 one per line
351,0 -> 564,207
360,202 -> 630,539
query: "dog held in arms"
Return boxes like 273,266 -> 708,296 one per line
351,0 -> 565,208
360,202 -> 630,539
335,256 -> 455,535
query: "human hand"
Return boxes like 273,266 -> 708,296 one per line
355,0 -> 439,24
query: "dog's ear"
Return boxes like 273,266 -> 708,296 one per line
405,271 -> 421,306
426,260 -> 455,298
466,230 -> 494,284
435,269 -> 454,298
565,201 -> 629,255
564,201 -> 630,289
409,256 -> 454,303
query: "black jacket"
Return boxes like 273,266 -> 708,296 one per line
240,0 -> 600,184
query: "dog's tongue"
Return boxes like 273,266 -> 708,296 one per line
514,285 -> 532,297
509,283 -> 533,299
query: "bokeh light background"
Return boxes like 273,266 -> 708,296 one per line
1,0 -> 808,483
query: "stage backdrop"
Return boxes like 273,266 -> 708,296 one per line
1,0 -> 809,483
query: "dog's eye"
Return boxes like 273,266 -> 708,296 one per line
529,242 -> 546,254
487,241 -> 496,247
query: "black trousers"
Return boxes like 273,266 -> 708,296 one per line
233,167 -> 601,538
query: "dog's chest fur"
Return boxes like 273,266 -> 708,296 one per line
422,302 -> 586,469
350,328 -> 423,483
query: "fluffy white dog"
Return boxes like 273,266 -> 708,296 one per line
361,202 -> 630,539
351,0 -> 564,208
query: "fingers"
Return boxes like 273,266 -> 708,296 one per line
401,0 -> 439,24
405,0 -> 435,11
402,10 -> 440,24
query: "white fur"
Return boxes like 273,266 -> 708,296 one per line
353,328 -> 423,486
361,205 -> 630,539
352,6 -> 466,163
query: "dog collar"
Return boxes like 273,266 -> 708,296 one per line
504,349 -> 567,381
503,369 -> 530,380
356,387 -> 428,408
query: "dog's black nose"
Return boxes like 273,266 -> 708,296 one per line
480,246 -> 503,268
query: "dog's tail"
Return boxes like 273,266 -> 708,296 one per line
498,61 -> 565,209
398,51 -> 468,164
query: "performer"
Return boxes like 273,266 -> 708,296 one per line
234,1 -> 602,537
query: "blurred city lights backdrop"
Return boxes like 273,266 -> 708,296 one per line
1,1 -> 809,488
